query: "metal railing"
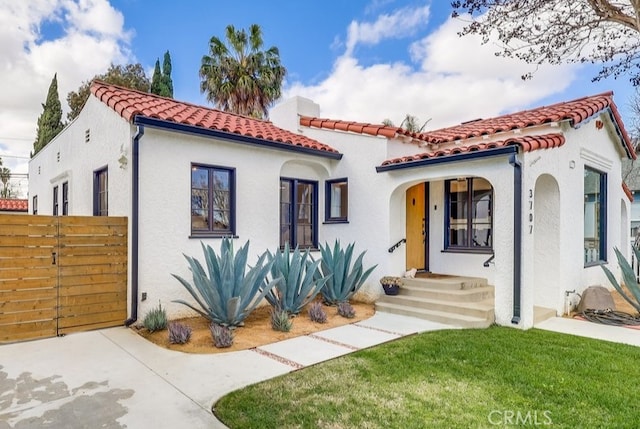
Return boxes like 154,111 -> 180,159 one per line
483,253 -> 495,268
388,238 -> 406,253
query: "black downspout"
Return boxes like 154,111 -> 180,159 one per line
125,125 -> 143,326
509,153 -> 522,324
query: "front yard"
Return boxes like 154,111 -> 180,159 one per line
214,326 -> 640,428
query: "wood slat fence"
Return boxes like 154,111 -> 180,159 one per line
0,215 -> 128,343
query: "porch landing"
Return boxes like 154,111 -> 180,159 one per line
375,275 -> 495,328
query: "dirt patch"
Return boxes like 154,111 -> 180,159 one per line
611,287 -> 639,315
134,300 -> 375,354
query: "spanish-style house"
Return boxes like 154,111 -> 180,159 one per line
0,198 -> 28,214
28,81 -> 635,329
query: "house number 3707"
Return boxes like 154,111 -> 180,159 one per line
528,189 -> 533,234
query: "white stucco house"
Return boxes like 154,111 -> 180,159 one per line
28,81 -> 635,329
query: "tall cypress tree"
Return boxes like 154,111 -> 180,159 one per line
161,50 -> 174,98
32,74 -> 64,157
150,59 -> 162,96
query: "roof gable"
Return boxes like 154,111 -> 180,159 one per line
90,81 -> 339,156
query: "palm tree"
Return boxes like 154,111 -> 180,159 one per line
0,167 -> 12,198
382,114 -> 431,133
199,24 -> 286,119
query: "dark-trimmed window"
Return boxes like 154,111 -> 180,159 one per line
280,178 -> 317,248
32,195 -> 38,215
52,185 -> 59,215
325,179 -> 348,222
445,177 -> 493,251
584,167 -> 607,265
62,182 -> 69,215
93,167 -> 108,216
191,164 -> 235,236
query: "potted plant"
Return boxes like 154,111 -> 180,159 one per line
380,276 -> 402,295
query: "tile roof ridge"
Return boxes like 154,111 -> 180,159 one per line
90,80 -> 275,124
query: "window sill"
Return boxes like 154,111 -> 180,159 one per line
323,220 -> 349,225
584,260 -> 608,268
189,233 -> 239,239
441,248 -> 493,255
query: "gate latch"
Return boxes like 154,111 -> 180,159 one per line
52,252 -> 57,265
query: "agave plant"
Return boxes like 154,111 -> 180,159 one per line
316,240 -> 377,305
172,238 -> 279,327
262,243 -> 330,314
601,247 -> 640,314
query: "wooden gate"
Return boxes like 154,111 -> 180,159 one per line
0,215 -> 128,343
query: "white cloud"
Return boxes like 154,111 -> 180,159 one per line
0,0 -> 132,194
344,4 -> 430,57
285,5 -> 578,131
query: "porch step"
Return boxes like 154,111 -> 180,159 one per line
375,301 -> 493,328
375,275 -> 495,328
402,276 -> 488,290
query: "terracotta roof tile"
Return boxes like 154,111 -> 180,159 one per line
300,92 -> 635,160
90,81 -> 339,155
0,199 -> 28,212
381,134 -> 565,166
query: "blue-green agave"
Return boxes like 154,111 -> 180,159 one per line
172,238 -> 279,327
601,246 -> 640,314
263,243 -> 330,314
316,240 -> 377,305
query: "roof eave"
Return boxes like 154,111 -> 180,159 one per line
376,146 -> 519,173
133,116 -> 343,160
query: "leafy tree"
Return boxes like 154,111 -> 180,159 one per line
66,63 -> 151,121
451,1 -> 640,84
199,24 -> 286,119
382,114 -> 431,133
33,74 -> 64,157
150,51 -> 174,98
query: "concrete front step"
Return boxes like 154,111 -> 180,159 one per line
375,301 -> 493,328
377,294 -> 494,319
534,306 -> 557,324
402,284 -> 494,302
403,276 -> 488,290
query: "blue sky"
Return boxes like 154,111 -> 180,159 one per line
0,0 -> 637,195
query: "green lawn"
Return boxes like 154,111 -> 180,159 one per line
214,327 -> 640,428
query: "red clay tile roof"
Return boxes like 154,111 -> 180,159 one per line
0,199 -> 28,212
90,81 -> 339,155
301,92 -> 636,161
623,182 -> 634,202
381,134 -> 565,166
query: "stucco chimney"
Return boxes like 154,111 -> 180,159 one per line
270,96 -> 320,133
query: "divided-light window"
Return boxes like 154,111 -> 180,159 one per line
325,179 -> 348,222
280,178 -> 317,248
445,177 -> 493,251
191,164 -> 235,236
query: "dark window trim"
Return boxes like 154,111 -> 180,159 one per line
62,181 -> 69,216
325,178 -> 348,223
190,163 -> 236,237
52,185 -> 59,216
444,177 -> 494,252
280,177 -> 318,249
584,166 -> 607,266
93,166 -> 108,216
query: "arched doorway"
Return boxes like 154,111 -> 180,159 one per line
533,174 -> 561,311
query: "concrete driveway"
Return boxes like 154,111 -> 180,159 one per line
0,313 -> 449,428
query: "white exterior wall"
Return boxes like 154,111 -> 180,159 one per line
28,97 -> 132,217
136,127 -> 337,317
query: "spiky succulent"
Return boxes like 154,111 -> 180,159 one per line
271,309 -> 293,332
143,302 -> 168,332
337,301 -> 356,319
308,301 -> 327,323
168,322 -> 192,344
210,323 -> 234,348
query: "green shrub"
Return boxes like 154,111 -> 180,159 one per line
271,309 -> 293,332
210,323 -> 234,348
172,238 -> 279,327
337,301 -> 356,319
316,240 -> 377,305
602,247 -> 640,313
308,302 -> 327,323
143,302 -> 167,332
263,243 -> 330,315
168,322 -> 192,344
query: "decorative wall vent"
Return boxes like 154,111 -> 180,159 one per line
57,151 -> 60,162
85,129 -> 90,143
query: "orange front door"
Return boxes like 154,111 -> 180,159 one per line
405,183 -> 427,271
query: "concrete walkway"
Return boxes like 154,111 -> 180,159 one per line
0,313 -> 451,429
535,316 -> 640,347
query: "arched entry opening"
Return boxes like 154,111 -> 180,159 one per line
533,174 -> 561,311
